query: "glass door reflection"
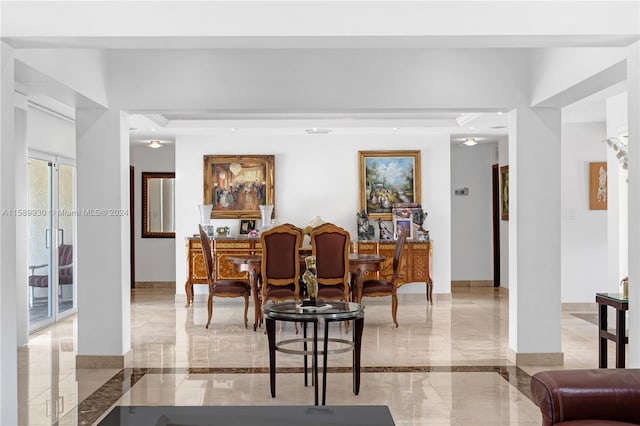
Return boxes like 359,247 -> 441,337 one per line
27,158 -> 53,326
57,163 -> 75,315
28,156 -> 77,331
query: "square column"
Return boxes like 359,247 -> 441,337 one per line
75,108 -> 131,368
0,41 -> 18,426
627,41 -> 640,367
508,106 -> 563,366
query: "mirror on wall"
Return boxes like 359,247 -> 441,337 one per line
142,172 -> 175,238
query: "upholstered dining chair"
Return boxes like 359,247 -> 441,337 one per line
28,243 -> 74,307
310,223 -> 351,303
260,223 -> 303,309
359,228 -> 408,327
198,225 -> 251,329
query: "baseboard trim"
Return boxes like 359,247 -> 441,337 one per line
135,281 -> 176,289
452,280 -> 494,287
562,302 -> 597,312
76,350 -> 132,369
508,349 -> 564,366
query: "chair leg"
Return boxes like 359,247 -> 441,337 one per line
391,291 -> 399,328
205,293 -> 214,329
243,293 -> 249,329
184,280 -> 191,307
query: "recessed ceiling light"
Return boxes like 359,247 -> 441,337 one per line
147,140 -> 162,149
230,128 -> 237,132
497,111 -> 504,115
151,127 -> 157,132
305,128 -> 332,134
463,138 -> 478,147
392,127 -> 399,131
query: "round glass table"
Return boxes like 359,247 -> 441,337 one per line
263,301 -> 365,406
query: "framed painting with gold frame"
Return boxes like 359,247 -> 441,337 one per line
203,155 -> 274,218
500,165 -> 509,220
358,150 -> 421,220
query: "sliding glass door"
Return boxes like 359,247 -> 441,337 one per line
27,154 -> 76,331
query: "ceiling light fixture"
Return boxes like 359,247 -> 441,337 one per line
304,128 -> 332,134
463,138 -> 478,146
147,140 -> 162,149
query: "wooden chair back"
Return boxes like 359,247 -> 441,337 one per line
310,223 -> 350,301
198,225 -> 214,285
260,224 -> 302,302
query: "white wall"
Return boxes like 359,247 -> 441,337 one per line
450,142 -> 496,281
15,49 -> 108,107
106,49 -> 531,111
175,133 -> 451,296
26,106 -> 75,158
131,143 -> 176,282
606,93 -> 629,293
531,48 -> 629,107
561,122 -> 608,302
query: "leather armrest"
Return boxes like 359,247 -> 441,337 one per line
531,369 -> 640,426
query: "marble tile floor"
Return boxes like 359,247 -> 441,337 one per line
17,287 -> 616,425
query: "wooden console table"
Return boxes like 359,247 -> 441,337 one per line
186,237 -> 434,306
357,240 -> 433,302
184,236 -> 261,306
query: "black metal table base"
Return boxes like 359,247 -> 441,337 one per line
266,316 -> 364,406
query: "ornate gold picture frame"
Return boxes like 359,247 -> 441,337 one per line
203,155 -> 274,218
358,150 -> 421,220
500,165 -> 509,220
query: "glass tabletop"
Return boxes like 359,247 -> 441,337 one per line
596,292 -> 629,303
263,301 -> 364,321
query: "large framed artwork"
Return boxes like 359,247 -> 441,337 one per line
589,161 -> 607,210
358,150 -> 421,220
500,165 -> 509,220
203,155 -> 274,219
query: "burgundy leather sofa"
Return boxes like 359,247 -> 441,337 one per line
531,369 -> 640,425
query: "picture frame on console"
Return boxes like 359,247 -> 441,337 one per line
203,155 -> 275,219
239,219 -> 256,235
393,217 -> 413,240
358,150 -> 421,220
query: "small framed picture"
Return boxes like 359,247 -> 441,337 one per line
393,217 -> 413,240
239,219 -> 256,235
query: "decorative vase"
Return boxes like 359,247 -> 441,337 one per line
198,204 -> 213,235
259,204 -> 274,231
198,204 -> 213,225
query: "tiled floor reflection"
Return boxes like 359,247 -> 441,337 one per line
18,287 -> 606,425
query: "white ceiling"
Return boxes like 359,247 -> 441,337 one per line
128,110 -> 510,145
6,2 -> 635,146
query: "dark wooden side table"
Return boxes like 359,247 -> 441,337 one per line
595,292 -> 628,368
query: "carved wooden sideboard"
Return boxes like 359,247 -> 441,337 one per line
356,240 -> 433,302
185,236 -> 433,305
184,236 -> 261,306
